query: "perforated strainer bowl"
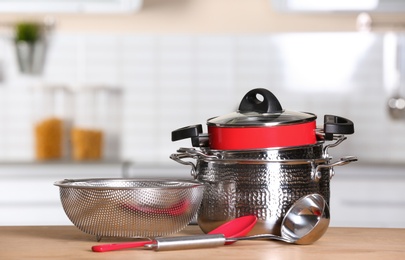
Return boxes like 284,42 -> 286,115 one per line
54,178 -> 204,241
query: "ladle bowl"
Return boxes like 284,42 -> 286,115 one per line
229,193 -> 330,245
280,193 -> 330,244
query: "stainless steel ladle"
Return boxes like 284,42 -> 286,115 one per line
145,193 -> 330,251
229,193 -> 330,245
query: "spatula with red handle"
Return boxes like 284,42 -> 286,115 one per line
92,215 -> 257,252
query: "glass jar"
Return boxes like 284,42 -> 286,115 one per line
32,84 -> 73,160
72,85 -> 122,161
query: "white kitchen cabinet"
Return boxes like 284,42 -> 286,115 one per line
330,164 -> 405,228
0,162 -> 124,225
1,162 -> 404,228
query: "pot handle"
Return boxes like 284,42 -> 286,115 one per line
171,125 -> 209,147
238,88 -> 283,113
170,152 -> 198,178
323,115 -> 354,141
312,156 -> 358,182
170,148 -> 218,178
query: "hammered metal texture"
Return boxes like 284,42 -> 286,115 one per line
318,167 -> 331,205
195,159 -> 328,236
55,179 -> 204,240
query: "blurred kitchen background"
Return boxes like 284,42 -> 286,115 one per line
1,0 -> 405,228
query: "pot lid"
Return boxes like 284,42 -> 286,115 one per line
207,88 -> 317,127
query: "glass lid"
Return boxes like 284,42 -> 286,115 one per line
207,88 -> 317,127
207,110 -> 316,127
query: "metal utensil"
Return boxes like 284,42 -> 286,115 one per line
145,193 -> 329,251
230,193 -> 330,245
92,215 -> 257,252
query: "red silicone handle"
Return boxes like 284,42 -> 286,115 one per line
92,240 -> 152,252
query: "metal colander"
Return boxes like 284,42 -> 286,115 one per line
54,178 -> 204,241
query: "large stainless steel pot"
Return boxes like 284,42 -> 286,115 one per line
170,88 -> 356,236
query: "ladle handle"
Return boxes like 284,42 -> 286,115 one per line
146,234 -> 226,251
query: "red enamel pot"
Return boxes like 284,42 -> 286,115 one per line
172,88 -> 354,150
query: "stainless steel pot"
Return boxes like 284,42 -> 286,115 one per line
170,136 -> 357,236
170,88 -> 356,236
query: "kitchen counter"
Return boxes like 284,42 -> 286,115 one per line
1,226 -> 405,259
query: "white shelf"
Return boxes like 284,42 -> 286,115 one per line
0,0 -> 143,13
0,162 -> 125,226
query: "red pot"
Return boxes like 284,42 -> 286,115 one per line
172,88 -> 354,150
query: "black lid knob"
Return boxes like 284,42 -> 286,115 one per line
238,88 -> 283,113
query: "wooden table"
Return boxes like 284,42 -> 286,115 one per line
1,226 -> 405,259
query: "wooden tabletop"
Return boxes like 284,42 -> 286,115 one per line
1,225 -> 405,259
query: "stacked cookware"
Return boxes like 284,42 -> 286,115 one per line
171,88 -> 356,236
